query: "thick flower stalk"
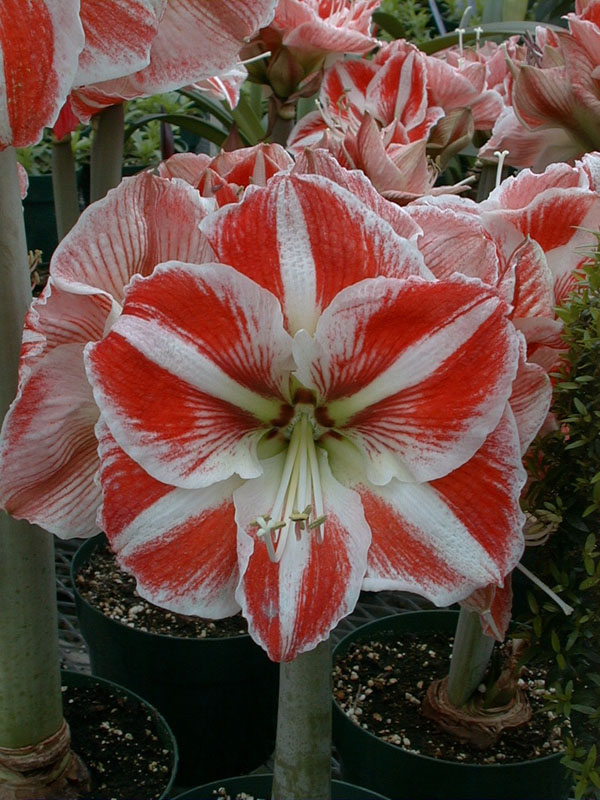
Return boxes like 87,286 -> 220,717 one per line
80,173 -> 537,662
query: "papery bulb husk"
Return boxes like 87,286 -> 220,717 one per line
0,721 -> 90,800
422,676 -> 532,749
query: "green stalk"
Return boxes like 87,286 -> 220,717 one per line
271,639 -> 332,800
446,607 -> 495,707
51,134 -> 80,240
476,162 -> 499,202
90,103 -> 125,203
0,147 -> 86,796
0,521 -> 62,748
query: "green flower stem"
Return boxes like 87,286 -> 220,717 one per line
0,146 -> 63,748
271,639 -> 332,800
476,162 -> 499,202
51,134 -> 80,241
0,519 -> 62,747
447,607 -> 495,707
90,103 -> 125,203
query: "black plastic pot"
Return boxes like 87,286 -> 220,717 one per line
71,535 -> 278,786
332,611 -> 570,800
173,772 -> 390,799
61,669 -> 178,799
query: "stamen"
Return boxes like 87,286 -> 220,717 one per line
515,562 -> 574,616
256,412 -> 328,561
474,25 -> 483,48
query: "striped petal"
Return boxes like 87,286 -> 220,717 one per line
0,344 -> 100,539
235,449 -> 370,661
74,0 -> 277,107
481,185 -> 600,304
85,262 -> 294,489
51,171 -> 214,303
330,408 -> 525,605
461,578 -> 513,641
407,203 -> 500,286
294,275 -> 519,485
75,0 -> 165,86
0,0 -> 84,148
200,174 -> 427,336
97,421 -> 240,618
510,336 -> 552,454
367,46 -> 428,128
292,148 -> 423,242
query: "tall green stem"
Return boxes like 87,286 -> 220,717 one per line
271,639 -> 332,800
0,147 -> 86,797
447,607 -> 495,707
90,103 -> 125,203
51,135 -> 80,240
0,521 -> 62,747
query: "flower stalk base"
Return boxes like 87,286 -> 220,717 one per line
0,720 -> 90,800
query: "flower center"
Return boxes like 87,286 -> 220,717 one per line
253,410 -> 327,563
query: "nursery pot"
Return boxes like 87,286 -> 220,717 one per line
332,611 -> 570,800
172,772 -> 390,799
71,535 -> 279,786
61,669 -> 178,799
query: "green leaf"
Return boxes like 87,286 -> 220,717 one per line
177,89 -> 235,129
124,113 -> 230,147
551,629 -> 561,652
372,10 -> 406,39
231,91 -> 266,146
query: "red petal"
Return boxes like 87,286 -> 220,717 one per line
235,449 -> 370,661
358,409 -> 525,604
51,171 -> 213,303
97,422 -> 240,618
201,173 -> 426,335
300,275 -> 519,485
0,344 -> 100,538
0,0 -> 83,147
85,262 -> 292,489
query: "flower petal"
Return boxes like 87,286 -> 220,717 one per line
0,0 -> 84,147
75,0 -> 165,86
51,171 -> 214,303
235,449 -> 370,661
97,421 -> 240,618
328,408 -> 525,605
295,275 -> 519,484
0,344 -> 100,539
85,262 -> 293,489
200,173 -> 427,336
461,578 -> 513,641
407,203 -> 500,285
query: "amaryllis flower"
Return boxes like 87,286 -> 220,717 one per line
0,0 -> 84,148
480,8 -> 600,170
288,40 -> 483,201
157,143 -> 294,205
64,0 -> 278,128
83,173 -> 530,661
0,171 -> 214,537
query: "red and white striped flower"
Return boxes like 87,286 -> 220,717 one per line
82,173 -> 532,661
0,171 -> 214,538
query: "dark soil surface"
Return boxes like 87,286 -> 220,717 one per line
75,541 -> 247,638
333,630 -> 570,765
63,682 -> 173,799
